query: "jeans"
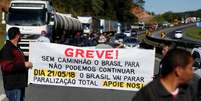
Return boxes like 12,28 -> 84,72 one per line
5,88 -> 25,101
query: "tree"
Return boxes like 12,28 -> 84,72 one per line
162,12 -> 180,23
116,0 -> 138,25
52,0 -> 140,23
91,0 -> 104,16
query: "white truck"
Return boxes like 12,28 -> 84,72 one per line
2,0 -> 83,56
100,19 -> 121,34
77,16 -> 121,34
77,16 -> 99,34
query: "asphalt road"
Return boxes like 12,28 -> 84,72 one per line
0,58 -> 160,101
151,23 -> 195,39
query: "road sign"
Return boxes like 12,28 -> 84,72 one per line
160,32 -> 166,38
196,22 -> 201,27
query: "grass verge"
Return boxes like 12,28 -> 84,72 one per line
185,27 -> 201,40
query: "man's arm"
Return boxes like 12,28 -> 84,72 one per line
0,48 -> 31,73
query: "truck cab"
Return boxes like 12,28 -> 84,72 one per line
2,0 -> 82,57
2,0 -> 54,56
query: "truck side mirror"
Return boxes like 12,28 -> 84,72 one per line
194,58 -> 201,70
48,13 -> 54,26
1,12 -> 6,24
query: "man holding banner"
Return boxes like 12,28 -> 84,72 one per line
29,41 -> 155,91
0,27 -> 33,101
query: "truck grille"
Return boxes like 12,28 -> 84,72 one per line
18,34 -> 40,56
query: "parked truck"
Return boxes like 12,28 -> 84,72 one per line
100,19 -> 121,34
131,21 -> 145,31
77,16 -> 121,34
77,16 -> 99,34
2,0 -> 83,56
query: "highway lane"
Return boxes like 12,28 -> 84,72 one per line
151,23 -> 195,39
25,84 -> 134,101
0,58 -> 160,101
149,23 -> 201,48
166,27 -> 201,45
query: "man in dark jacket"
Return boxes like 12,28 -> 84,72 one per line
0,27 -> 33,101
132,48 -> 197,101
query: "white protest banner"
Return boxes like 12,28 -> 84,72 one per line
29,42 -> 155,91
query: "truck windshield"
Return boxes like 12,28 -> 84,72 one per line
7,8 -> 46,26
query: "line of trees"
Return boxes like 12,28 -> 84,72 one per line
52,0 -> 145,24
177,9 -> 201,18
0,0 -> 146,24
151,9 -> 201,24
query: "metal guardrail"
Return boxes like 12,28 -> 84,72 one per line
146,35 -> 201,48
145,23 -> 201,48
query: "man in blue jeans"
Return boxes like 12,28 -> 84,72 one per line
0,27 -> 33,101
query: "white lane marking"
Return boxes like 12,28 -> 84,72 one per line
0,94 -> 6,101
